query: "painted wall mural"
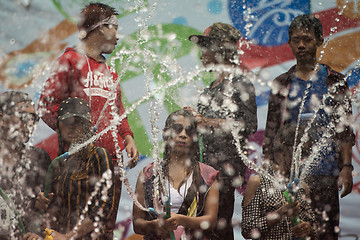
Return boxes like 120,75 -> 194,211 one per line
1,0 -> 359,239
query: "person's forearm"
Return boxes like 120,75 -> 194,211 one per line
203,118 -> 225,129
177,214 -> 217,231
133,218 -> 158,235
124,134 -> 135,145
66,217 -> 95,239
338,141 -> 353,198
341,142 -> 352,165
266,210 -> 283,228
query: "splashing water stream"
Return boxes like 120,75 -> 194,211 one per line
56,47 -> 360,238
3,0 -> 360,237
67,64 -> 248,212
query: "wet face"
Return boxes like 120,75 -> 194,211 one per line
200,47 -> 217,67
200,46 -> 227,67
164,116 -> 196,154
99,22 -> 119,54
288,28 -> 323,64
0,101 -> 38,144
58,117 -> 90,145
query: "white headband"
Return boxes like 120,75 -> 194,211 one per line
79,15 -> 118,39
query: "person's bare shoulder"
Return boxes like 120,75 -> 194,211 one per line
243,175 -> 261,207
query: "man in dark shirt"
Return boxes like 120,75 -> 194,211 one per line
186,22 -> 258,240
263,14 -> 354,239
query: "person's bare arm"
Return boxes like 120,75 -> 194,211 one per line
43,217 -> 94,240
338,142 -> 353,198
124,135 -> 139,168
183,106 -> 231,129
132,172 -> 163,236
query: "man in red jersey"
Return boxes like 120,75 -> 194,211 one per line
38,3 -> 139,238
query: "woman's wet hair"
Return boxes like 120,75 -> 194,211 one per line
163,109 -> 197,141
162,109 -> 201,193
288,14 -> 323,41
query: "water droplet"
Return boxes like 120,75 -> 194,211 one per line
200,220 -> 210,230
251,228 -> 261,239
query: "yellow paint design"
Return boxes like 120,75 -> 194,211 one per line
187,196 -> 197,217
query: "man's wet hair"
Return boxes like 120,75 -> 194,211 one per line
288,14 -> 323,41
77,2 -> 118,34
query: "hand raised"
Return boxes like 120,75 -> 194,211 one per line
35,192 -> 53,212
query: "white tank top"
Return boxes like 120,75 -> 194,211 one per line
165,172 -> 193,213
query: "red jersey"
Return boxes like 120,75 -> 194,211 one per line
38,47 -> 133,157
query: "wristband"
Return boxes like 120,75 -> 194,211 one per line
342,163 -> 354,171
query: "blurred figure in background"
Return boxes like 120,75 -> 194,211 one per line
186,22 -> 257,239
0,91 -> 51,239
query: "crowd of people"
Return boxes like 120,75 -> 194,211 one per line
0,2 -> 355,240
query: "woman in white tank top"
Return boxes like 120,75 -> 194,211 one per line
133,110 -> 219,240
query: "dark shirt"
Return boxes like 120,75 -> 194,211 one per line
49,144 -> 115,239
287,65 -> 337,175
0,145 -> 51,239
263,64 -> 354,172
198,74 -> 257,177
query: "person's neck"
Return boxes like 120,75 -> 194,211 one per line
81,43 -> 104,62
295,60 -> 319,81
67,141 -> 86,154
211,71 -> 230,89
169,152 -> 189,168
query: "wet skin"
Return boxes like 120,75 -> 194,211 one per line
99,23 -> 119,54
288,28 -> 323,67
166,116 -> 195,155
58,117 -> 90,145
200,47 -> 218,67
